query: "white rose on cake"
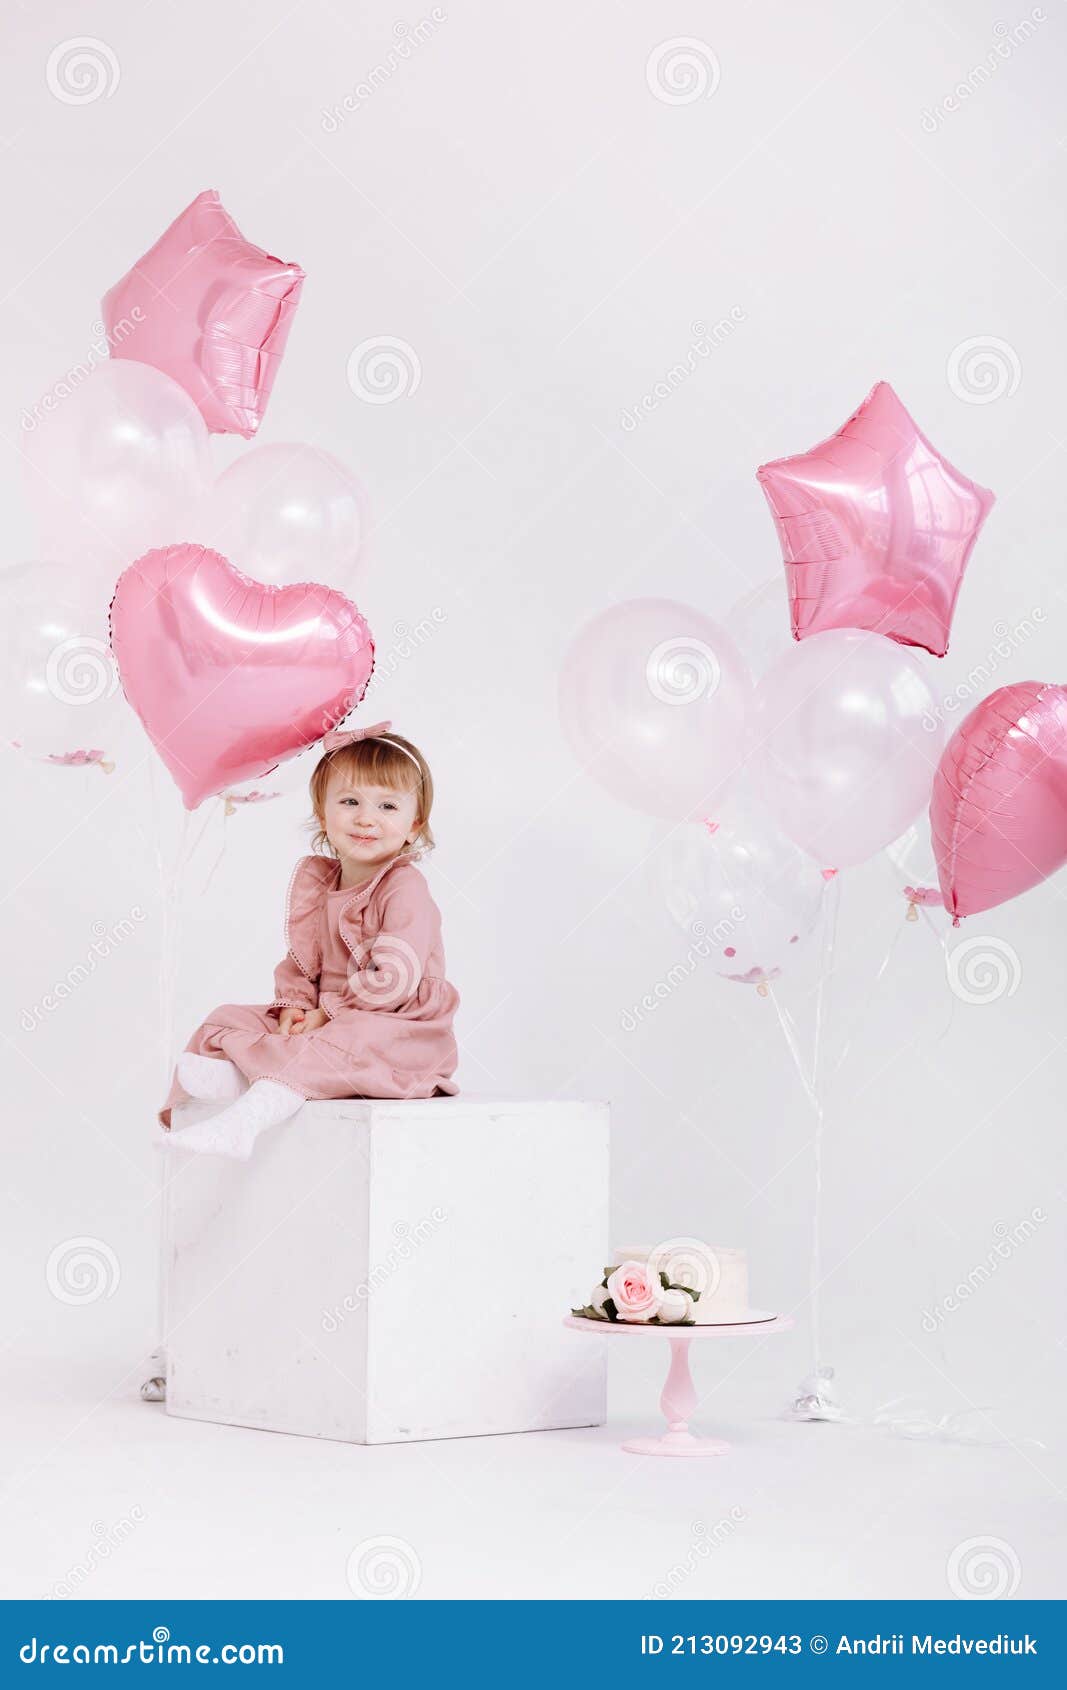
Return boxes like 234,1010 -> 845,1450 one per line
656,1286 -> 695,1324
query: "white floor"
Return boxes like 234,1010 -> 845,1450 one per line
1,1341 -> 1062,1602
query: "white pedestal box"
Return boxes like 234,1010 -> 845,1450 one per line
162,1095 -> 609,1445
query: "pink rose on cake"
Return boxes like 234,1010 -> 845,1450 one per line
571,1256 -> 697,1325
606,1260 -> 662,1322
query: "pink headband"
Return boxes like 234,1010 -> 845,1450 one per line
321,718 -> 422,774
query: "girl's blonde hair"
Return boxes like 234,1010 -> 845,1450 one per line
307,729 -> 436,858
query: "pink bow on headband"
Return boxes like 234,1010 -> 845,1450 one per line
322,719 -> 393,752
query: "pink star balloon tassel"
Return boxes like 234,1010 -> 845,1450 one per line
102,189 -> 305,438
757,381 -> 994,658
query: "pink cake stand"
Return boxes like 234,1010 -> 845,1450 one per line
564,1312 -> 795,1456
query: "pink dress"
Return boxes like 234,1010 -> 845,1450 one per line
159,848 -> 460,1129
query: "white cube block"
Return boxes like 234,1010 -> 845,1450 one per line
162,1094 -> 609,1445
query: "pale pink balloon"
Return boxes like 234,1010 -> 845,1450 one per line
751,629 -> 943,869
757,381 -> 994,658
558,599 -> 749,820
109,545 -> 374,809
197,443 -> 364,591
931,682 -> 1067,922
102,190 -> 304,438
22,360 -> 210,576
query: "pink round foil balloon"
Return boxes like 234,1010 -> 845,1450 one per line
757,381 -> 995,658
102,190 -> 305,438
558,598 -> 749,820
930,682 -> 1067,922
751,629 -> 943,869
109,545 -> 374,809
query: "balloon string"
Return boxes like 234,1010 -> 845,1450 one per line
830,909 -> 908,1083
145,780 -> 219,1367
199,807 -> 230,896
767,987 -> 818,1111
917,901 -> 959,1043
768,876 -> 841,1380
175,800 -> 215,880
806,874 -> 840,1375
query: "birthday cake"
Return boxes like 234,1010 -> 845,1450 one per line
571,1238 -> 755,1326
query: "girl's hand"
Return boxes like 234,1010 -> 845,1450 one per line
291,1007 -> 328,1035
277,1007 -> 306,1037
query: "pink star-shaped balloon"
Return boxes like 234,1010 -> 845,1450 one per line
756,381 -> 994,657
102,189 -> 305,438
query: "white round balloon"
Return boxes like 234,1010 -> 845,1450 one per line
0,561 -> 123,761
750,629 -> 943,868
648,791 -> 826,986
197,443 -> 364,589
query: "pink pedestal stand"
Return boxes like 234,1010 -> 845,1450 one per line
564,1313 -> 795,1456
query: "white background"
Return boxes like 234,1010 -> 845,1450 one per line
1,0 -> 1064,1600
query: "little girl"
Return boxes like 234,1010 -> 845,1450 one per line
159,720 -> 460,1160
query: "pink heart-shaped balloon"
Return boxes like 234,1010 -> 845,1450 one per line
930,681 -> 1067,921
110,544 -> 374,808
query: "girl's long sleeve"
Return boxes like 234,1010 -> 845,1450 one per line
270,950 -> 320,1013
319,874 -> 439,1019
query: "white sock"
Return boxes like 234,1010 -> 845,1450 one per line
173,1079 -> 304,1161
177,1052 -> 245,1101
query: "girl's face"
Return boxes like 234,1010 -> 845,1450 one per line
322,765 -> 420,875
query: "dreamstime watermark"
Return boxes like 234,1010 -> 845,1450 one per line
947,336 -> 1022,404
345,936 -> 422,1009
363,611 -> 447,698
646,38 -> 721,105
21,909 -> 148,1032
321,11 -> 447,130
647,1238 -> 722,1301
921,10 -> 1045,131
620,310 -> 746,432
44,634 -> 121,707
46,1237 -> 120,1306
347,336 -> 422,404
946,1535 -> 1022,1598
21,312 -> 145,434
41,1509 -> 147,1599
921,610 -> 1045,732
646,637 -> 721,704
322,1208 -> 447,1332
346,1535 -> 422,1598
621,914 -> 744,1030
921,1208 -> 1046,1333
47,38 -> 120,104
945,935 -> 1021,1005
646,1510 -> 747,1597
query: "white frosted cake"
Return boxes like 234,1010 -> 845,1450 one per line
612,1241 -> 750,1324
